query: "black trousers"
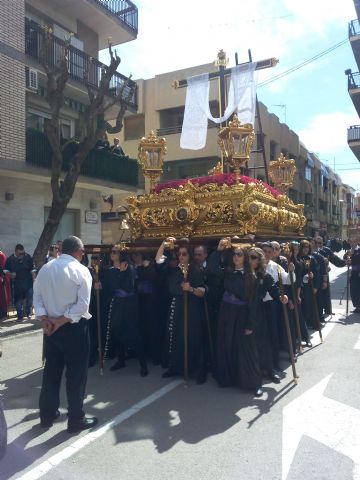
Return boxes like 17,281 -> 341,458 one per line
39,319 -> 90,423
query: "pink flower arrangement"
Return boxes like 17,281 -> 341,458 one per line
154,173 -> 280,198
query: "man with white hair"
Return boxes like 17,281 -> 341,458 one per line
34,236 -> 97,434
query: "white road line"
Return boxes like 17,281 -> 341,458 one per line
17,379 -> 182,480
354,334 -> 360,350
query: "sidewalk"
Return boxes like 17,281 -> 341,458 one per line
0,311 -> 41,338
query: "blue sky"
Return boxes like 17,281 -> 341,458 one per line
101,0 -> 360,191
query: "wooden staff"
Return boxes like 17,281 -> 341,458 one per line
94,263 -> 104,375
305,259 -> 323,343
180,263 -> 189,384
277,266 -> 298,384
289,269 -> 303,354
346,263 -> 350,316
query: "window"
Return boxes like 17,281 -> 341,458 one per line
319,173 -> 324,188
270,141 -> 277,161
305,166 -> 312,182
44,207 -> 80,241
124,115 -> 145,140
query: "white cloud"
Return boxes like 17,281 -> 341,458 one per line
297,111 -> 360,154
104,0 -> 356,80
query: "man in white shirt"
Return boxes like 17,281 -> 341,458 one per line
33,236 -> 97,434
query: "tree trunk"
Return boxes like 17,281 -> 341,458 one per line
32,198 -> 68,268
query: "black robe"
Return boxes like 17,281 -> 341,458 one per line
160,262 -> 206,377
298,255 -> 321,330
208,251 -> 261,391
104,266 -> 145,366
349,246 -> 360,309
136,263 -> 162,364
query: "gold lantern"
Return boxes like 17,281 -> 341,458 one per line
138,131 -> 167,192
218,114 -> 255,183
268,153 -> 297,195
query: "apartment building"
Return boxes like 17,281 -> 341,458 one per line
347,0 -> 360,162
108,61 -> 354,241
0,0 -> 139,254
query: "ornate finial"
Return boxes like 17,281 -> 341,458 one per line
215,49 -> 228,67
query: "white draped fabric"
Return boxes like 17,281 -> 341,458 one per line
180,62 -> 258,150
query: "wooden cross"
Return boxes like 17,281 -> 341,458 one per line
173,50 -> 278,179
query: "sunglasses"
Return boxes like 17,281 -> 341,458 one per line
233,251 -> 244,257
250,254 -> 258,260
178,252 -> 188,257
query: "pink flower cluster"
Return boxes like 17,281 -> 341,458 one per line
154,173 -> 280,198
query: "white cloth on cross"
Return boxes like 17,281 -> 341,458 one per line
180,62 -> 258,150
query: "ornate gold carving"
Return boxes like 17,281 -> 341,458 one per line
126,177 -> 306,241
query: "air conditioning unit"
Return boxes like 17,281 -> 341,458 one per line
25,67 -> 38,91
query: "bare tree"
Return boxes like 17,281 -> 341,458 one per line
32,28 -> 134,267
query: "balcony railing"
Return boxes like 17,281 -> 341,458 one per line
26,128 -> 139,187
93,0 -> 138,33
347,71 -> 360,90
25,18 -> 137,110
349,19 -> 360,38
157,122 -> 218,136
348,125 -> 360,142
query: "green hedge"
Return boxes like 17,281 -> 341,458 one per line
26,128 -> 139,187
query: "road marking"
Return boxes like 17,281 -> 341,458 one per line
282,374 -> 360,480
17,379 -> 182,480
354,334 -> 360,350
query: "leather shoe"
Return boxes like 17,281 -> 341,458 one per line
269,372 -> 281,384
67,416 -> 98,434
254,387 -> 263,397
162,369 -> 176,378
40,409 -> 60,428
196,371 -> 207,385
140,365 -> 148,377
109,360 -> 126,371
306,341 -> 312,348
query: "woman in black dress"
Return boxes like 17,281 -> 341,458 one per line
155,237 -> 207,384
208,239 -> 262,397
297,240 -> 321,332
248,247 -> 288,384
100,248 -> 148,376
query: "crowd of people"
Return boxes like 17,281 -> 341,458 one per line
1,234 -> 359,434
86,234 -> 360,397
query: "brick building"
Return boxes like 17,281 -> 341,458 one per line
0,0 -> 139,255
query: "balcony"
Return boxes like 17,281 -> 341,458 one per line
26,128 -> 139,188
26,0 -> 138,48
349,19 -> 360,70
348,125 -> 360,161
346,71 -> 360,117
25,18 -> 137,111
156,122 -> 218,137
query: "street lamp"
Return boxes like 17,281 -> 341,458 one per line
268,153 -> 297,195
138,131 -> 167,192
218,114 -> 255,183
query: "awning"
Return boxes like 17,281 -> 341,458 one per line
325,166 -> 335,181
306,153 -> 315,168
334,174 -> 342,186
320,163 -> 329,178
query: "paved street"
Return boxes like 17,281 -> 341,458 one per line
1,262 -> 360,480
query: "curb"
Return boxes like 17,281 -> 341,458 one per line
0,322 -> 41,339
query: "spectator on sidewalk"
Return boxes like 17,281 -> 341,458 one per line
5,244 -> 36,321
0,248 -> 10,320
110,137 -> 125,156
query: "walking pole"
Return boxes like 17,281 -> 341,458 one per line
94,263 -> 104,375
289,269 -> 303,354
203,296 -> 215,367
277,267 -> 298,384
305,260 -> 323,343
346,263 -> 350,316
180,264 -> 189,385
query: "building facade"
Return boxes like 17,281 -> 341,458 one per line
109,60 -> 355,241
0,0 -> 140,255
347,0 -> 360,162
